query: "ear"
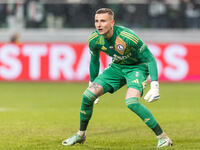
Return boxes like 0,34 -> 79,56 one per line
111,20 -> 115,26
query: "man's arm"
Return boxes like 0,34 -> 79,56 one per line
121,29 -> 159,102
139,46 -> 158,81
140,46 -> 158,81
88,32 -> 101,103
89,50 -> 100,82
89,48 -> 101,104
140,46 -> 160,102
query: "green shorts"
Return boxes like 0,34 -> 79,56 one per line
94,63 -> 149,96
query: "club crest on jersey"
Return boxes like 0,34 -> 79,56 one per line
115,36 -> 126,55
117,44 -> 124,51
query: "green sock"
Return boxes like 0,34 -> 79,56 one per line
80,89 -> 97,131
152,124 -> 163,136
80,120 -> 89,131
125,97 -> 158,130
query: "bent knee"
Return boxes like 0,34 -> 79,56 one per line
125,88 -> 141,99
125,97 -> 140,109
88,82 -> 104,97
83,89 -> 97,102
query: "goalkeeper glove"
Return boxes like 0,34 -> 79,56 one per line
144,81 -> 160,103
89,81 -> 100,104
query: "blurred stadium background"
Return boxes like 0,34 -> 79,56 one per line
0,0 -> 200,43
0,0 -> 200,149
0,0 -> 200,81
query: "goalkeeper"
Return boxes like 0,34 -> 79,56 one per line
62,8 -> 173,148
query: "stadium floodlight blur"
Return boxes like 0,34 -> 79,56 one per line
0,0 -> 200,42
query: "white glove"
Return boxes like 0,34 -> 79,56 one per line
144,81 -> 160,103
89,81 -> 100,104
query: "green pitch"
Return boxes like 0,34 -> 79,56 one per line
0,82 -> 199,150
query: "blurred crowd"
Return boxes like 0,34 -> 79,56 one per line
0,0 -> 200,29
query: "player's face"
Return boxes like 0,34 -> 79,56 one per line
95,13 -> 114,38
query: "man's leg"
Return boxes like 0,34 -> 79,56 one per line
62,82 -> 104,146
79,83 -> 104,134
125,88 -> 172,147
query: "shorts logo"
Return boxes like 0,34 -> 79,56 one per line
117,44 -> 124,51
132,79 -> 139,84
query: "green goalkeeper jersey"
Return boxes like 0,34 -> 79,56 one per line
88,25 -> 158,82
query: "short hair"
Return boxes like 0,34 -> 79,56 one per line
95,8 -> 114,19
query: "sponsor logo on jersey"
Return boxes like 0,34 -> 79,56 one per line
113,53 -> 131,62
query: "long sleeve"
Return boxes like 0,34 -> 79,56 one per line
141,46 -> 158,81
147,54 -> 158,81
88,31 -> 101,82
89,50 -> 100,82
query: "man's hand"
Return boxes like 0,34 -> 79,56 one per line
89,81 -> 100,104
144,81 -> 160,103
